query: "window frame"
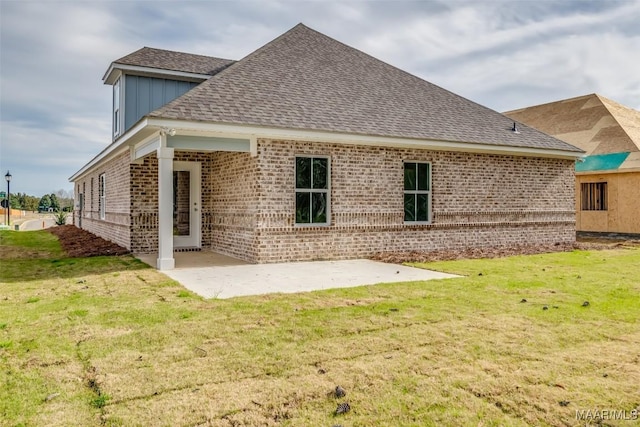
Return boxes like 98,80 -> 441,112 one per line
113,78 -> 121,137
403,161 -> 432,224
294,155 -> 331,227
82,182 -> 86,217
580,182 -> 607,211
99,173 -> 106,220
90,177 -> 94,212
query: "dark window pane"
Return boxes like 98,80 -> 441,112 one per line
312,192 -> 327,223
404,163 -> 416,190
418,163 -> 430,191
417,194 -> 429,222
404,194 -> 415,221
296,157 -> 311,189
296,192 -> 310,223
173,171 -> 191,236
312,158 -> 328,189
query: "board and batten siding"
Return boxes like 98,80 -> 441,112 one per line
124,75 -> 198,132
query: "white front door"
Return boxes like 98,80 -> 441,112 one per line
172,161 -> 201,248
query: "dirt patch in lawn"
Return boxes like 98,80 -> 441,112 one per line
47,225 -> 129,257
372,239 -> 640,264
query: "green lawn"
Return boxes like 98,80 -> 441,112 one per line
1,230 -> 639,426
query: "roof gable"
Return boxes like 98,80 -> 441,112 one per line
148,24 -> 581,153
505,94 -> 640,156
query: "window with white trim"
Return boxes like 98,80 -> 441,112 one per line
99,173 -> 106,220
581,182 -> 607,211
404,162 -> 431,223
295,156 -> 330,225
113,78 -> 121,137
90,177 -> 94,211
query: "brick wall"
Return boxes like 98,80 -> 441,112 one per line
129,155 -> 158,253
130,151 -> 216,254
128,150 -> 257,259
75,138 -> 576,264
209,151 -> 259,261
73,151 -> 131,249
252,139 -> 576,262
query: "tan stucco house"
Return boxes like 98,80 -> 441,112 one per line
70,24 -> 583,270
506,94 -> 640,236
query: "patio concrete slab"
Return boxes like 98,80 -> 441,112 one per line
152,258 -> 459,299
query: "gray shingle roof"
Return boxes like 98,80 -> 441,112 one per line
148,24 -> 582,153
113,47 -> 234,76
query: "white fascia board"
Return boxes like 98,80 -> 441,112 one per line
69,119 -> 151,182
70,117 -> 585,183
133,134 -> 162,160
103,63 -> 210,84
145,118 -> 585,160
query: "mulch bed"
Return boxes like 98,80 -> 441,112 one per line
371,240 -> 640,264
45,224 -> 638,261
47,225 -> 129,257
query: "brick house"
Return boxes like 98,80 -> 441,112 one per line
505,94 -> 640,235
70,24 -> 583,270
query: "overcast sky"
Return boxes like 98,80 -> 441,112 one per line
1,0 -> 639,197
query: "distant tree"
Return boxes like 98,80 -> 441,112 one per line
54,188 -> 74,211
49,193 -> 60,212
39,194 -> 52,212
12,193 -> 23,209
2,192 -> 39,211
23,195 -> 39,212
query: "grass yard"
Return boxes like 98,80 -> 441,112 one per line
1,230 -> 639,426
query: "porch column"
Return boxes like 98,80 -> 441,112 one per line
156,146 -> 175,270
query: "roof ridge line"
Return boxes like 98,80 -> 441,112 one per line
114,46 -> 233,64
595,94 -> 640,151
200,23 -> 309,78
503,93 -> 598,114
146,24 -> 311,118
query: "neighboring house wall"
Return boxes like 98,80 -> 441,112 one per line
576,172 -> 640,234
73,151 -> 131,248
252,139 -> 576,262
123,75 -> 199,132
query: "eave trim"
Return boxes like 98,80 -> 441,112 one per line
103,63 -> 211,84
70,118 -> 585,183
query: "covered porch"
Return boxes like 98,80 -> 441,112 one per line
128,123 -> 259,270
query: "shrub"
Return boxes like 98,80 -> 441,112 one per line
53,210 -> 68,226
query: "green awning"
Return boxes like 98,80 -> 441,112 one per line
575,152 -> 630,172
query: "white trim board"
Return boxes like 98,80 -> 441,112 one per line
70,117 -> 585,183
103,64 -> 211,85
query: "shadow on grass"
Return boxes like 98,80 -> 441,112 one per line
0,255 -> 151,283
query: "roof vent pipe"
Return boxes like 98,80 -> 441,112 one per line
511,122 -> 520,134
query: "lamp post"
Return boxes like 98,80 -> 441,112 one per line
5,171 -> 11,226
